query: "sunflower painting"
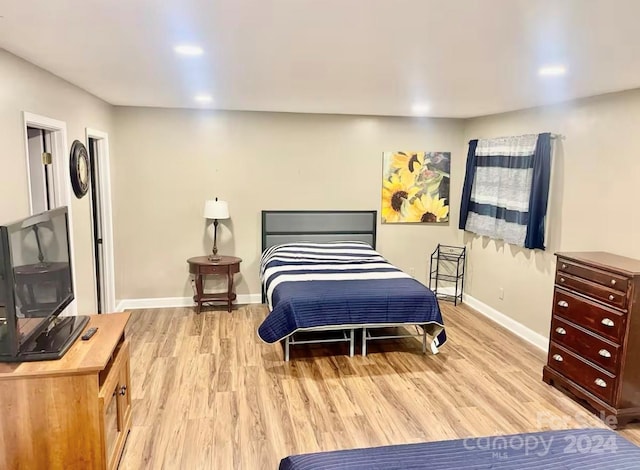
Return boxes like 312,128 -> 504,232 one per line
381,151 -> 451,224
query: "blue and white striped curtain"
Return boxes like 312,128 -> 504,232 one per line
459,133 -> 551,250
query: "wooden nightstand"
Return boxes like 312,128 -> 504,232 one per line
187,255 -> 242,313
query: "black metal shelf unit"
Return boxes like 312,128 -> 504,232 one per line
429,244 -> 466,305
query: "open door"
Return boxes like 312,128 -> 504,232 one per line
88,137 -> 105,313
26,127 -> 56,213
86,129 -> 116,313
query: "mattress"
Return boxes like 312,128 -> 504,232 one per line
257,242 -> 446,347
279,428 -> 640,470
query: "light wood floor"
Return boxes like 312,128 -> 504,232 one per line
119,302 -> 640,469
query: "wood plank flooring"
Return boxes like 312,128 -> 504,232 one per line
119,303 -> 640,469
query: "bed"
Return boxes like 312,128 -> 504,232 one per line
279,428 -> 640,469
258,210 -> 446,360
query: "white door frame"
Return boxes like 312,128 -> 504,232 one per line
85,128 -> 116,313
22,112 -> 78,316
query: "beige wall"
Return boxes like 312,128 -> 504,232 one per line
461,89 -> 640,337
5,46 -> 640,341
112,107 -> 465,300
0,49 -> 114,314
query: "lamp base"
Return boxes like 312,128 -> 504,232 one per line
207,255 -> 222,262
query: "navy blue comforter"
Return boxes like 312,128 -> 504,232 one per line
279,429 -> 640,470
257,242 -> 446,347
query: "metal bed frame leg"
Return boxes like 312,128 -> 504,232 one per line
422,327 -> 427,354
285,336 -> 290,362
349,329 -> 355,357
362,327 -> 367,356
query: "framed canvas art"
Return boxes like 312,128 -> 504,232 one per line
381,151 -> 450,224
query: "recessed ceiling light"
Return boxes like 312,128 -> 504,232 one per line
174,45 -> 204,56
194,94 -> 213,103
538,65 -> 566,77
412,103 -> 430,115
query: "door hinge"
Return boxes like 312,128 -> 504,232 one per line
42,152 -> 52,165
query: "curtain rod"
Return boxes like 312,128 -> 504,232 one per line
469,133 -> 565,143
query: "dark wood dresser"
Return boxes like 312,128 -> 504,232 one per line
543,252 -> 640,426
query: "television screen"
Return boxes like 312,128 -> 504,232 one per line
0,207 -> 74,354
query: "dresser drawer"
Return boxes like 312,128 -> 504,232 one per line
553,289 -> 626,342
557,258 -> 629,293
550,316 -> 621,374
548,343 -> 616,404
555,272 -> 627,309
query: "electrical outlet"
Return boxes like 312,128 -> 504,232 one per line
499,287 -> 504,300
408,267 -> 416,277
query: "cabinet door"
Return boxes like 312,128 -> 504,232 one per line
101,378 -> 124,470
117,352 -> 132,433
99,340 -> 131,470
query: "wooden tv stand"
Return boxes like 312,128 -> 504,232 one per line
0,312 -> 132,470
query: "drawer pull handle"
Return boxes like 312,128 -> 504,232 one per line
608,294 -> 615,301
599,349 -> 612,358
601,318 -> 615,327
552,354 -> 564,362
611,279 -> 617,285
560,277 -> 566,283
555,327 -> 567,335
594,378 -> 607,388
119,385 -> 127,396
557,300 -> 569,308
561,264 -> 567,269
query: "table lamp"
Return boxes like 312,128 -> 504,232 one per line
203,198 -> 230,261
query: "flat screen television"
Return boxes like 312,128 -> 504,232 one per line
0,206 -> 88,362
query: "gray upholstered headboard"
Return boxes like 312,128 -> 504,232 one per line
261,210 -> 377,253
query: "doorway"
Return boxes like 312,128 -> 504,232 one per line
85,129 -> 116,313
23,112 -> 77,316
88,137 -> 104,313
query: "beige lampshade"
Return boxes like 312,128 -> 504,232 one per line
203,199 -> 230,220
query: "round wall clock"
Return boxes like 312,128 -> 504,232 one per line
69,140 -> 90,198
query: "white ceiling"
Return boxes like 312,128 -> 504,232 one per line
1,0 -> 639,118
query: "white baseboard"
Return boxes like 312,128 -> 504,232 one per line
462,294 -> 549,352
115,294 -> 262,312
